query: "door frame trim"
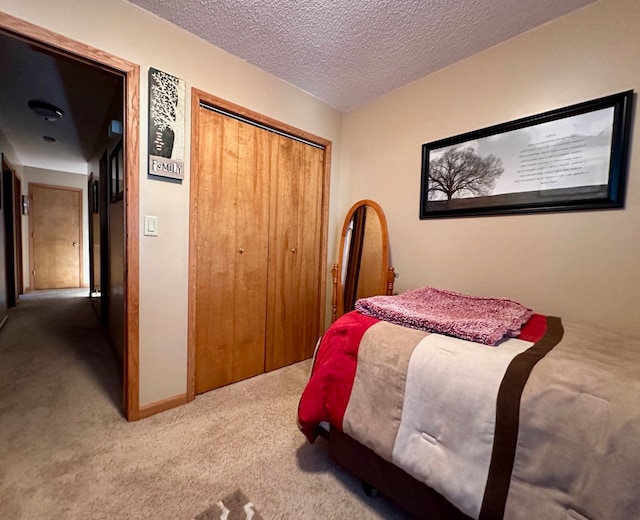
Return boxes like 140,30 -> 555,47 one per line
188,87 -> 332,401
0,12 -> 141,420
28,183 -> 83,289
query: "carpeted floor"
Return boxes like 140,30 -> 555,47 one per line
0,289 -> 411,519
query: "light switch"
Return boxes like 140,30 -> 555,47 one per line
144,215 -> 158,236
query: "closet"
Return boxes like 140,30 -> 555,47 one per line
190,91 -> 329,396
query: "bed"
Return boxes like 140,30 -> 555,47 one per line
297,286 -> 640,520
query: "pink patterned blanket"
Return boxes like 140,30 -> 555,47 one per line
354,286 -> 533,345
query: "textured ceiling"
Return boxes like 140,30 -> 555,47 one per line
128,0 -> 596,112
0,1 -> 597,173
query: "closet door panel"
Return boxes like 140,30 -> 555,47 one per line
266,135 -> 299,371
233,122 -> 271,381
195,110 -> 239,393
266,136 -> 324,371
297,144 -> 325,360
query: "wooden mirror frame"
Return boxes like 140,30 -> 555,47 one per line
331,199 -> 395,322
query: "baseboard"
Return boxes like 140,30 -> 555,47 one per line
138,393 -> 188,419
0,313 -> 8,330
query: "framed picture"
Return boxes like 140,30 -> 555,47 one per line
110,141 -> 123,201
148,67 -> 185,182
91,180 -> 99,214
420,90 -> 634,219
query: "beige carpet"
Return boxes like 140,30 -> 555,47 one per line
0,289 -> 411,519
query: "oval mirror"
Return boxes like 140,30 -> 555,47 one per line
332,199 -> 395,321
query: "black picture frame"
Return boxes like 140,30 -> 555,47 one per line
147,67 -> 185,183
420,90 -> 634,219
110,141 -> 124,202
91,180 -> 99,214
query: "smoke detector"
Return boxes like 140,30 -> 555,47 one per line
28,100 -> 64,121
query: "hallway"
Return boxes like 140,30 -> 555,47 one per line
0,288 -> 123,437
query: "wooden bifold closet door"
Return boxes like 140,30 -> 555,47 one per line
265,133 -> 324,372
193,102 -> 327,395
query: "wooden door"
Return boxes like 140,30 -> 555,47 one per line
194,107 -> 270,394
265,135 -> 325,371
0,170 -> 7,326
30,184 -> 82,290
2,163 -> 18,306
99,150 -> 109,324
88,174 -> 96,294
2,155 -> 23,304
13,176 -> 23,296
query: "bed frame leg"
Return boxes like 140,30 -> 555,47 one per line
362,481 -> 378,498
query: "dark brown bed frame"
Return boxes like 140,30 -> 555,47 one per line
326,428 -> 471,520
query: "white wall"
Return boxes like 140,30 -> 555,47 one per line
21,166 -> 90,289
0,0 -> 343,406
339,0 -> 640,332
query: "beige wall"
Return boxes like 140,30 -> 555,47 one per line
5,0 -> 638,410
339,0 -> 640,333
0,0 -> 343,406
0,126 -> 20,169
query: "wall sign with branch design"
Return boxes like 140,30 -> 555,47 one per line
148,67 -> 186,181
420,91 -> 634,218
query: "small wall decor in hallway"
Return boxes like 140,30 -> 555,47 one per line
147,67 -> 185,182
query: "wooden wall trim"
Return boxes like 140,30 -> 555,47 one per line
192,88 -> 332,148
0,11 -> 141,421
0,12 -> 138,75
124,64 -> 141,421
188,87 -> 331,401
138,393 -> 188,420
320,142 -> 332,329
186,90 -> 200,403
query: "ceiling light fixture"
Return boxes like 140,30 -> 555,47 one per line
28,100 -> 64,121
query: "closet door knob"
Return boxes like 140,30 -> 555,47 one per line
290,247 -> 297,254
239,247 -> 245,254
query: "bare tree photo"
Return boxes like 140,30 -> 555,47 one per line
150,69 -> 185,161
427,147 -> 504,200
